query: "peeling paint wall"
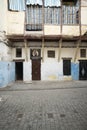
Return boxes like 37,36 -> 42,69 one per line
0,62 -> 15,87
0,42 -> 12,61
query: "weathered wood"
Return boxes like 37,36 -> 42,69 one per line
42,38 -> 44,62
58,39 -> 62,62
24,39 -> 28,62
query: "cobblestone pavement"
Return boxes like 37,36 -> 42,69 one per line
0,81 -> 87,130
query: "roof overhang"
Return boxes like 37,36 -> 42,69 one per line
7,34 -> 87,42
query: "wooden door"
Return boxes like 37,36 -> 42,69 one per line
15,62 -> 23,80
79,60 -> 87,80
32,59 -> 41,80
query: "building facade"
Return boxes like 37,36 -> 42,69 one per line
0,0 -> 87,87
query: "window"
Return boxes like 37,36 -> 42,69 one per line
62,0 -> 79,24
80,49 -> 86,58
26,5 -> 42,31
44,7 -> 61,24
63,59 -> 71,75
16,48 -> 22,57
48,51 -> 55,58
44,0 -> 61,24
8,0 -> 25,11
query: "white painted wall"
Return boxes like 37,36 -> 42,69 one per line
41,61 -> 63,80
44,25 -> 61,35
0,0 -> 7,32
81,7 -> 87,25
41,47 -> 76,80
23,62 -> 31,81
12,47 -> 26,60
62,26 -> 80,36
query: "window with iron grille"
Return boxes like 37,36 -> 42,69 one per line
26,5 -> 42,31
44,7 -> 61,24
16,48 -> 22,57
48,51 -> 55,58
80,49 -> 86,58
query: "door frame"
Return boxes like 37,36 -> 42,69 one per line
32,59 -> 41,80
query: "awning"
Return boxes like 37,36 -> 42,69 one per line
26,0 -> 61,7
9,0 -> 25,11
26,0 -> 42,6
44,0 -> 61,7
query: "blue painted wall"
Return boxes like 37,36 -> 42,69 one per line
71,62 -> 79,80
0,62 -> 15,87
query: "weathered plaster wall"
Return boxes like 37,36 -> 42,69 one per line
44,25 -> 61,35
0,42 -> 12,61
0,62 -> 15,87
12,47 -> 26,60
81,7 -> 87,25
62,26 -> 80,36
0,0 -> 7,32
7,11 -> 25,34
81,25 -> 87,35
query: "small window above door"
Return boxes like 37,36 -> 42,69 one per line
80,49 -> 86,58
47,51 -> 55,58
16,48 -> 22,57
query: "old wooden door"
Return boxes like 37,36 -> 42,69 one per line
79,60 -> 87,80
32,59 -> 41,80
15,62 -> 23,80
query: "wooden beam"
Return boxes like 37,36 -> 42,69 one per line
42,37 -> 44,62
58,39 -> 62,62
24,39 -> 28,62
74,39 -> 81,62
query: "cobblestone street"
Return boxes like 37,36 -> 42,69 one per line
0,81 -> 87,130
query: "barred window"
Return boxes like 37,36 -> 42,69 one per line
26,5 -> 42,31
16,48 -> 22,57
80,49 -> 86,58
62,0 -> 79,24
44,7 -> 61,24
48,51 -> 55,58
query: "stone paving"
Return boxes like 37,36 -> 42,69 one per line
0,81 -> 87,130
